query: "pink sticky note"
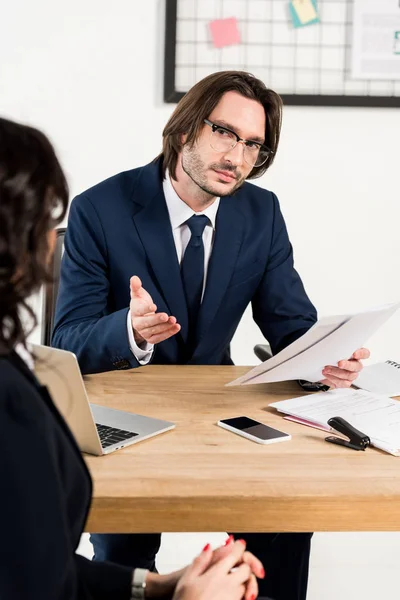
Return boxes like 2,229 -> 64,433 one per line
209,17 -> 241,49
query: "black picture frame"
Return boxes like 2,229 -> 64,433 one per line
163,0 -> 400,108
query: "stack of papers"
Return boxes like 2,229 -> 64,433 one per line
270,388 -> 400,456
228,302 -> 400,387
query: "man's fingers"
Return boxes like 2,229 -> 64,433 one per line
132,303 -> 157,317
132,313 -> 170,330
130,276 -> 156,310
336,348 -> 370,371
146,324 -> 181,344
352,347 -> 370,360
322,361 -> 359,387
131,309 -> 180,344
140,321 -> 180,339
320,374 -> 352,389
336,359 -> 363,373
130,275 -> 142,296
322,366 -> 359,381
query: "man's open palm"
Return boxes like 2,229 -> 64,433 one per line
130,276 -> 181,345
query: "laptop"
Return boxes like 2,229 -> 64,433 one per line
32,344 -> 175,455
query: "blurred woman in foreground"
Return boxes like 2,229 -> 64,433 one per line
0,117 -> 264,600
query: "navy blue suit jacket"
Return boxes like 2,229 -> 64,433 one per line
53,159 -> 317,374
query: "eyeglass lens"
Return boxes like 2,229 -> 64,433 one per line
209,127 -> 269,167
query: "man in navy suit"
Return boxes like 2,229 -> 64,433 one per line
53,71 -> 369,599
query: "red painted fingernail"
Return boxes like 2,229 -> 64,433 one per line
224,535 -> 234,546
250,594 -> 256,600
202,543 -> 211,552
237,539 -> 246,545
259,567 -> 265,578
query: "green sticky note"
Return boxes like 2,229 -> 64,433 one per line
289,0 -> 319,29
394,31 -> 400,55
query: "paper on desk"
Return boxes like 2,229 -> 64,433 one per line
227,302 -> 400,387
354,360 -> 400,397
283,415 -> 330,432
270,388 -> 400,456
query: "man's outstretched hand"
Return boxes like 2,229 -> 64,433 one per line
130,276 -> 181,345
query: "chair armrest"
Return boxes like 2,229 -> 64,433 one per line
253,343 -> 272,362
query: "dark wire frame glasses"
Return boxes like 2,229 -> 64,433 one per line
204,119 -> 273,168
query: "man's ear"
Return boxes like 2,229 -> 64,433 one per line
181,133 -> 188,145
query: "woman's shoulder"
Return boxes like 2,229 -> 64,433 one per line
0,355 -> 48,424
0,353 -> 32,389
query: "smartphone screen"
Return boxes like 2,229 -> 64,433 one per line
220,416 -> 289,441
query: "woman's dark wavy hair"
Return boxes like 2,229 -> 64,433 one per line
0,117 -> 68,354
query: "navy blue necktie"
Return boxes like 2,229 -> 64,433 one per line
181,215 -> 210,337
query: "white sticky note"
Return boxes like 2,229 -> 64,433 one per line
291,0 -> 318,24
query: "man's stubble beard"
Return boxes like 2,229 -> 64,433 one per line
181,144 -> 245,203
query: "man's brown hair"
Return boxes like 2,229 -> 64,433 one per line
158,70 -> 283,180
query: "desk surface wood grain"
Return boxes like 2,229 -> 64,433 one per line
83,366 -> 400,533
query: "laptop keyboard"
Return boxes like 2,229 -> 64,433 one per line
96,423 -> 139,448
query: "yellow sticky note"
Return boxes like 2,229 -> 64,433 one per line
291,0 -> 318,24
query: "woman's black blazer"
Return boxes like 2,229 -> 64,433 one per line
0,351 -> 132,599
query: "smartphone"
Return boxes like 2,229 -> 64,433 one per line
217,416 -> 291,445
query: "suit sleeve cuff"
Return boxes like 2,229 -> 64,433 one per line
127,310 -> 154,365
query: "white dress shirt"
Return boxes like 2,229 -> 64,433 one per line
127,172 -> 220,364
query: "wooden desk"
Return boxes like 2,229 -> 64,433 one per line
84,366 -> 400,533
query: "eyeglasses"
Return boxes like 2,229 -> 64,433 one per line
204,119 -> 273,168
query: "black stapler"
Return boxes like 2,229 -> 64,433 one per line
325,416 -> 371,451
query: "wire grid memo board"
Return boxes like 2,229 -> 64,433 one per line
164,0 -> 400,106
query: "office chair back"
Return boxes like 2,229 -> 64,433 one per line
41,227 -> 66,346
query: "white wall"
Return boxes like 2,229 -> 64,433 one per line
2,1 -> 400,598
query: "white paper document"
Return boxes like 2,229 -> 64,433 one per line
352,0 -> 400,80
355,360 -> 400,397
227,302 -> 400,387
270,388 -> 400,456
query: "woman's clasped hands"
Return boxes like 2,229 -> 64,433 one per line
145,536 -> 265,600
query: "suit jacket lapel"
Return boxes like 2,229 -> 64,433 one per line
131,161 -> 189,343
195,196 -> 244,345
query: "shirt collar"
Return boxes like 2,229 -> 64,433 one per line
163,171 -> 220,230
